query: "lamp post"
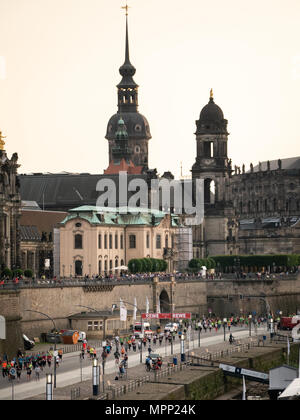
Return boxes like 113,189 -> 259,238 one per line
25,309 -> 58,389
46,373 -> 53,400
248,314 -> 252,337
180,334 -> 185,362
223,318 -> 227,342
92,358 -> 100,396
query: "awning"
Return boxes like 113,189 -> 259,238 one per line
278,378 -> 300,399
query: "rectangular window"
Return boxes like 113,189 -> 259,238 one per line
115,234 -> 118,249
129,234 -> 136,249
74,234 -> 83,249
88,321 -> 93,331
146,233 -> 150,249
156,234 -> 161,249
98,234 -> 102,249
120,235 -> 124,249
109,234 -> 113,249
104,234 -> 107,249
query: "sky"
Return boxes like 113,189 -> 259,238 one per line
0,0 -> 300,178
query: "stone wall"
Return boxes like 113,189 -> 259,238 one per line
0,290 -> 23,358
206,275 -> 300,317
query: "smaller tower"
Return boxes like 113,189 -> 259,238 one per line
192,90 -> 230,205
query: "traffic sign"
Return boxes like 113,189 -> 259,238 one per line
9,368 -> 16,377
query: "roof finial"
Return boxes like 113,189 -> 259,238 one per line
210,88 -> 214,100
0,131 -> 6,151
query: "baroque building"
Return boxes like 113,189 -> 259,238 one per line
0,132 -> 22,270
191,93 -> 300,258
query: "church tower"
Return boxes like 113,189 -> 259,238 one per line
105,11 -> 151,169
191,91 -> 236,257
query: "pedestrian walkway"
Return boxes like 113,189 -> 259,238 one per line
0,326 -> 267,400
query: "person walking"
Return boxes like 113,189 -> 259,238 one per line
34,364 -> 41,381
26,364 -> 32,381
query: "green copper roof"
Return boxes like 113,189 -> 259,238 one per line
60,205 -> 183,227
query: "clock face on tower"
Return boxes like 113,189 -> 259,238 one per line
202,158 -> 215,166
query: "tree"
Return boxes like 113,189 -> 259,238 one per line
24,269 -> 34,278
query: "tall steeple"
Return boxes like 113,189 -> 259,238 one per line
117,11 -> 139,113
105,4 -> 151,169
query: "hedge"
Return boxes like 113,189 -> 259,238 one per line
211,254 -> 300,269
188,258 -> 216,272
128,258 -> 168,273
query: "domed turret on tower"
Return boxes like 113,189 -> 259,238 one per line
195,90 -> 228,135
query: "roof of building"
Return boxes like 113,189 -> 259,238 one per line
19,172 -> 150,211
104,158 -> 144,175
60,205 -> 182,228
19,225 -> 41,242
20,209 -> 68,235
251,157 -> 300,172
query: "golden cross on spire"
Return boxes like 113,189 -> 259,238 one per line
122,2 -> 130,16
210,88 -> 214,99
0,131 -> 6,151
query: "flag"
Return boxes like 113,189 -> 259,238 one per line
242,375 -> 246,400
146,296 -> 149,314
120,298 -> 127,322
133,297 -> 137,321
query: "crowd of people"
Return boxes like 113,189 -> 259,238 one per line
0,348 -> 63,382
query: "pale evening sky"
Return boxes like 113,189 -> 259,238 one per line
0,0 -> 300,178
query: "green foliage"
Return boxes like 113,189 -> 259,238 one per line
24,269 -> 34,278
128,259 -> 143,274
211,254 -> 300,269
188,258 -> 217,272
13,269 -> 24,277
128,258 -> 167,273
1,268 -> 13,278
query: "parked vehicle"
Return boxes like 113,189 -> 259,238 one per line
164,323 -> 179,333
279,316 -> 300,331
133,322 -> 153,338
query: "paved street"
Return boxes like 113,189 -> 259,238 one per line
0,325 -> 268,400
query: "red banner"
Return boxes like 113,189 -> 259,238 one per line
141,313 -> 191,320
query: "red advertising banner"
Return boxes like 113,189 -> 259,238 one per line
141,313 -> 191,320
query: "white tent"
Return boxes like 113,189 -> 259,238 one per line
278,378 -> 300,399
113,265 -> 128,270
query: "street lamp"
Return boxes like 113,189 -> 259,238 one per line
46,374 -> 53,400
223,318 -> 227,342
248,314 -> 252,337
180,334 -> 185,362
92,358 -> 100,396
25,309 -> 58,389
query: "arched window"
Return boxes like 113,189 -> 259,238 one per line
156,234 -> 161,249
109,234 -> 113,249
98,260 -> 102,275
120,234 -> 124,249
74,234 -> 83,249
75,260 -> 83,276
104,234 -> 107,249
165,235 -> 169,248
115,234 -> 118,249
